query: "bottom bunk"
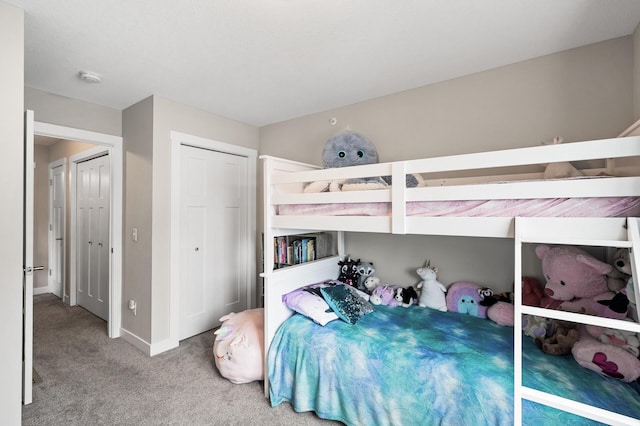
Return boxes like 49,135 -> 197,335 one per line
268,304 -> 640,426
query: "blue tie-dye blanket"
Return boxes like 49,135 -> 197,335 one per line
269,305 -> 640,425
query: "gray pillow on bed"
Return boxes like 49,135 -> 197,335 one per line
320,284 -> 375,325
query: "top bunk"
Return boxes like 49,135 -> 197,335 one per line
260,136 -> 640,238
262,133 -> 640,239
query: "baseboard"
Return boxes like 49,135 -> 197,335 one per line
119,328 -> 152,356
119,328 -> 179,357
149,338 -> 179,356
33,286 -> 50,295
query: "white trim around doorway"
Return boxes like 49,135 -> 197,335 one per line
34,121 -> 123,339
48,157 -> 66,300
165,131 -> 257,354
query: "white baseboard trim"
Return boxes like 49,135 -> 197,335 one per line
119,328 -> 179,357
150,338 -> 179,357
33,286 -> 50,295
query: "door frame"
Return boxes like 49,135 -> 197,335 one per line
69,147 -> 111,319
34,121 -> 123,338
169,131 -> 257,351
47,158 -> 66,299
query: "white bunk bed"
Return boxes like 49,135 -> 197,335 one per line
261,131 -> 640,425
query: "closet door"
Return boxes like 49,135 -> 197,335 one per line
179,145 -> 249,340
76,154 -> 110,321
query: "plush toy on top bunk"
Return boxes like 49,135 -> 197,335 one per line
415,260 -> 448,311
303,129 -> 424,193
541,136 -> 585,179
535,244 -> 640,382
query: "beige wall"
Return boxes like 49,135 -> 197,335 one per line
259,36 -> 634,292
121,95 -> 259,347
150,96 -> 259,343
0,2 -> 24,423
26,87 -> 122,136
122,96 -> 154,342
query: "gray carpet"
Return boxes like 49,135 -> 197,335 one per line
22,294 -> 340,425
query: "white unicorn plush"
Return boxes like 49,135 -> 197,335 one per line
416,261 -> 448,312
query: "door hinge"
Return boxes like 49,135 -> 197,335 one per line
49,269 -> 52,276
49,223 -> 52,231
49,178 -> 53,186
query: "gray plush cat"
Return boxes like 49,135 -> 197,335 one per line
304,130 -> 422,193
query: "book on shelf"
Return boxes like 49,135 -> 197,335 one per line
273,232 -> 333,269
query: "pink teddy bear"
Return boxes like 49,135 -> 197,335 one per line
536,245 -> 614,314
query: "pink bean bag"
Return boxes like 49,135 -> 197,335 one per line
213,308 -> 264,384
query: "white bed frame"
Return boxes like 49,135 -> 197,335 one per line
261,133 -> 640,425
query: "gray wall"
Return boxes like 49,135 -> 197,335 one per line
122,96 -> 154,342
0,2 -> 24,423
259,36 -> 634,291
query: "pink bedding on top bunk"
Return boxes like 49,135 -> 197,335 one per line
277,197 -> 640,217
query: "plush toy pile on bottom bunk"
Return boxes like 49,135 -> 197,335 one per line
268,247 -> 640,424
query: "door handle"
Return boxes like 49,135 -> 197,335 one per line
24,266 -> 45,276
55,237 -> 63,241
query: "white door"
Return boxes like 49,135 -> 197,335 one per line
179,145 -> 249,340
49,161 -> 65,299
76,154 -> 110,321
22,110 -> 35,405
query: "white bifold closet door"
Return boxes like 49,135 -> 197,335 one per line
76,154 -> 110,321
180,145 -> 249,341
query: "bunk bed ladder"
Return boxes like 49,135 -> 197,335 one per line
513,217 -> 640,426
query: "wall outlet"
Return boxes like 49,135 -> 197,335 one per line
132,228 -> 138,242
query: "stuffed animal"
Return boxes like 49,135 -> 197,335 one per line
542,137 -> 584,179
356,261 -> 376,292
522,277 -> 544,307
445,282 -> 490,318
303,130 -> 423,193
337,255 -> 360,287
363,276 -> 381,294
572,331 -> 640,382
487,302 -> 515,327
369,285 -> 401,307
607,248 -> 632,292
627,278 -> 638,322
394,286 -> 418,307
477,287 -> 512,307
415,261 -> 447,311
213,308 -> 264,384
585,320 -> 640,358
536,245 -> 613,314
535,320 -> 580,356
522,314 -> 553,339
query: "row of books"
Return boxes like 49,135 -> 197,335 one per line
274,233 -> 333,269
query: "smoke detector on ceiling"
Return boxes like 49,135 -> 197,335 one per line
78,71 -> 102,83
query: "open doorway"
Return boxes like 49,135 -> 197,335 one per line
34,138 -> 113,322
32,121 -> 123,338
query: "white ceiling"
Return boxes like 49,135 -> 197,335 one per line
9,0 -> 640,127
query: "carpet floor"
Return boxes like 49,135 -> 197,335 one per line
22,294 -> 339,425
